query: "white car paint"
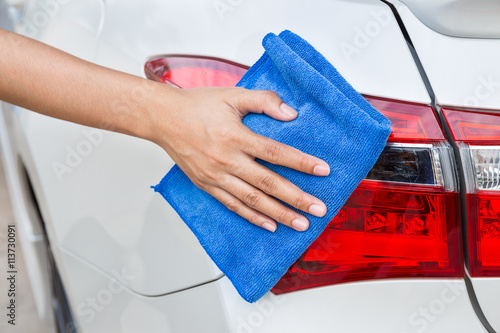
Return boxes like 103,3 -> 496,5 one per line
60,248 -> 488,333
18,0 -> 224,298
17,0 -> 434,298
393,1 -> 500,331
0,104 -> 54,323
393,0 -> 500,110
96,0 -> 430,104
0,0 -> 496,332
0,2 -> 53,323
401,0 -> 500,38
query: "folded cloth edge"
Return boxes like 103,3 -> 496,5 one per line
277,30 -> 390,127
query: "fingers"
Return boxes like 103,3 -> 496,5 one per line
233,160 -> 327,218
222,175 -> 312,232
241,130 -> 330,176
209,186 -> 278,233
233,89 -> 298,121
231,88 -> 330,176
171,87 -> 331,233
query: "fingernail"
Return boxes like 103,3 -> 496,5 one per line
292,218 -> 309,231
313,164 -> 330,176
309,204 -> 326,217
280,103 -> 298,117
262,222 -> 277,233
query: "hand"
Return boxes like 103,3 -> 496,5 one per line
0,29 -> 325,232
151,86 -> 330,232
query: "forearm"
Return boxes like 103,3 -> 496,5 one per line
0,28 -> 330,232
0,28 -> 167,141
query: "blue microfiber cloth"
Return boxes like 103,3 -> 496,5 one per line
153,30 -> 391,303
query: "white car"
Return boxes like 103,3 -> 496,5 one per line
1,0 -> 499,332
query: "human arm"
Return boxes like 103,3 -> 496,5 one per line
0,29 -> 329,232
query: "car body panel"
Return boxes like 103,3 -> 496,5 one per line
467,277 -> 500,332
14,0 -> 433,299
19,0 -> 225,296
61,250 -> 488,333
393,1 -> 500,331
76,0 -> 430,296
401,0 -> 500,39
393,0 -> 500,110
0,0 -> 53,323
97,0 -> 430,104
21,0 -> 103,61
3,0 -> 497,332
218,277 -> 488,333
58,250 -> 229,333
0,102 -> 54,323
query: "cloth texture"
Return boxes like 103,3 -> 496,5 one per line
153,30 -> 391,303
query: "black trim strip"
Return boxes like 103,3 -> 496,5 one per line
380,0 -> 435,104
380,1 -> 497,332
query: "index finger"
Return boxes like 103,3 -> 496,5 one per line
242,130 -> 330,176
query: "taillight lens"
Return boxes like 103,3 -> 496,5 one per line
365,97 -> 444,143
273,181 -> 460,293
144,56 -> 463,293
272,141 -> 462,294
443,108 -> 500,145
144,55 -> 248,88
443,108 -> 500,276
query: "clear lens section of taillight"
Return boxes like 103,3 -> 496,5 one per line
144,56 -> 463,292
443,108 -> 500,276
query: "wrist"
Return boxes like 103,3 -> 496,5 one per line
137,80 -> 184,146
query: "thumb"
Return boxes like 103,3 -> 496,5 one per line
234,89 -> 298,121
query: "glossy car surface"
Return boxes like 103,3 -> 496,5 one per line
1,0 -> 499,332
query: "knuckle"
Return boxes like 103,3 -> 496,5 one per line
228,159 -> 243,175
293,193 -> 308,209
214,125 -> 235,141
298,155 -> 312,171
231,88 -> 250,109
197,168 -> 217,185
260,90 -> 278,105
243,191 -> 261,208
265,143 -> 283,162
224,199 -> 240,213
276,208 -> 291,224
247,214 -> 261,226
259,175 -> 278,193
210,151 -> 231,169
192,179 -> 205,191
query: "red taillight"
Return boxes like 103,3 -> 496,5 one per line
365,97 -> 444,143
443,108 -> 500,276
273,181 -> 461,294
468,192 -> 500,276
144,55 -> 248,88
144,56 -> 463,293
443,108 -> 500,145
273,100 -> 463,294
